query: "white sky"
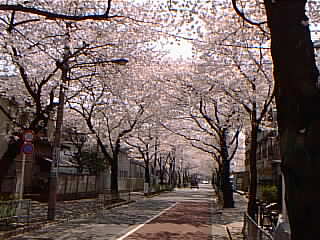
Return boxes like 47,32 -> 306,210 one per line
162,40 -> 194,60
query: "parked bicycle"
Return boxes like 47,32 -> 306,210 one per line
257,201 -> 279,234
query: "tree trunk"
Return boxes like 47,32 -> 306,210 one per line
221,130 -> 234,208
264,1 -> 320,238
247,124 -> 258,219
110,156 -> 119,199
222,159 -> 234,208
144,161 -> 150,194
145,161 -> 150,184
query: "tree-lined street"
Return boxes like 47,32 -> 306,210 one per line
8,185 -> 246,240
1,1 -> 320,238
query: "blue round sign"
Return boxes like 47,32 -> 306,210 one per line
22,143 -> 33,154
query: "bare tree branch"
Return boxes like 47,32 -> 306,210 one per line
231,0 -> 267,27
0,4 -> 122,21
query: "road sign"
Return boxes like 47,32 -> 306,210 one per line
22,143 -> 33,154
23,130 -> 34,142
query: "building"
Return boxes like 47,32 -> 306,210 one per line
256,128 -> 281,200
231,131 -> 247,191
240,103 -> 281,196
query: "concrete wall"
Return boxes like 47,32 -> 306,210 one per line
0,98 -> 10,159
56,173 -> 144,198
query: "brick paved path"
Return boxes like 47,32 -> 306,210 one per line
123,201 -> 211,240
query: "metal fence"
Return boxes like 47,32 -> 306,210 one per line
243,213 -> 274,240
0,199 -> 32,226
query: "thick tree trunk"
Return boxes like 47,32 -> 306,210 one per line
264,1 -> 320,239
145,162 -> 150,184
144,162 -> 150,194
214,167 -> 223,204
247,124 -> 258,219
110,156 -> 119,199
221,130 -> 234,208
222,159 -> 234,208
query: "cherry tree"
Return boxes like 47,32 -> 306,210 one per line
176,0 -> 274,217
0,13 -> 73,187
125,130 -> 153,194
68,88 -> 133,196
0,0 -> 169,221
65,51 -> 164,195
231,0 -> 320,238
186,95 -> 242,208
124,121 -> 161,194
197,41 -> 274,217
156,62 -> 242,207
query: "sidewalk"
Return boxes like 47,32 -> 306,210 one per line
211,193 -> 248,239
0,192 -> 145,240
7,193 -> 177,240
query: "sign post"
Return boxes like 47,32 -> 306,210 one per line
23,130 -> 34,142
18,130 -> 34,209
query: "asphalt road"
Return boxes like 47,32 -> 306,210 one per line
10,184 -> 216,240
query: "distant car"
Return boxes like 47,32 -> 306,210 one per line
190,181 -> 199,189
201,180 -> 209,184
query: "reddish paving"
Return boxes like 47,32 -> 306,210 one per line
124,202 -> 211,240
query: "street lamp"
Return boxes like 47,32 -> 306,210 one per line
47,56 -> 129,220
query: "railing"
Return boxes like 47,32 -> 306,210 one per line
0,199 -> 32,226
243,213 -> 274,240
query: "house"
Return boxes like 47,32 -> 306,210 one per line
0,95 -> 25,194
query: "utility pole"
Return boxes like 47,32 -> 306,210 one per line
153,135 -> 158,187
47,25 -> 71,220
46,24 -> 128,220
17,130 -> 33,206
172,151 -> 176,187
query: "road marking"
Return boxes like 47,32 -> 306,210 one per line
116,202 -> 178,240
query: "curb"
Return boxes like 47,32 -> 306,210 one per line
104,200 -> 135,210
0,199 -> 134,240
143,190 -> 172,199
144,193 -> 161,198
0,221 -> 52,240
